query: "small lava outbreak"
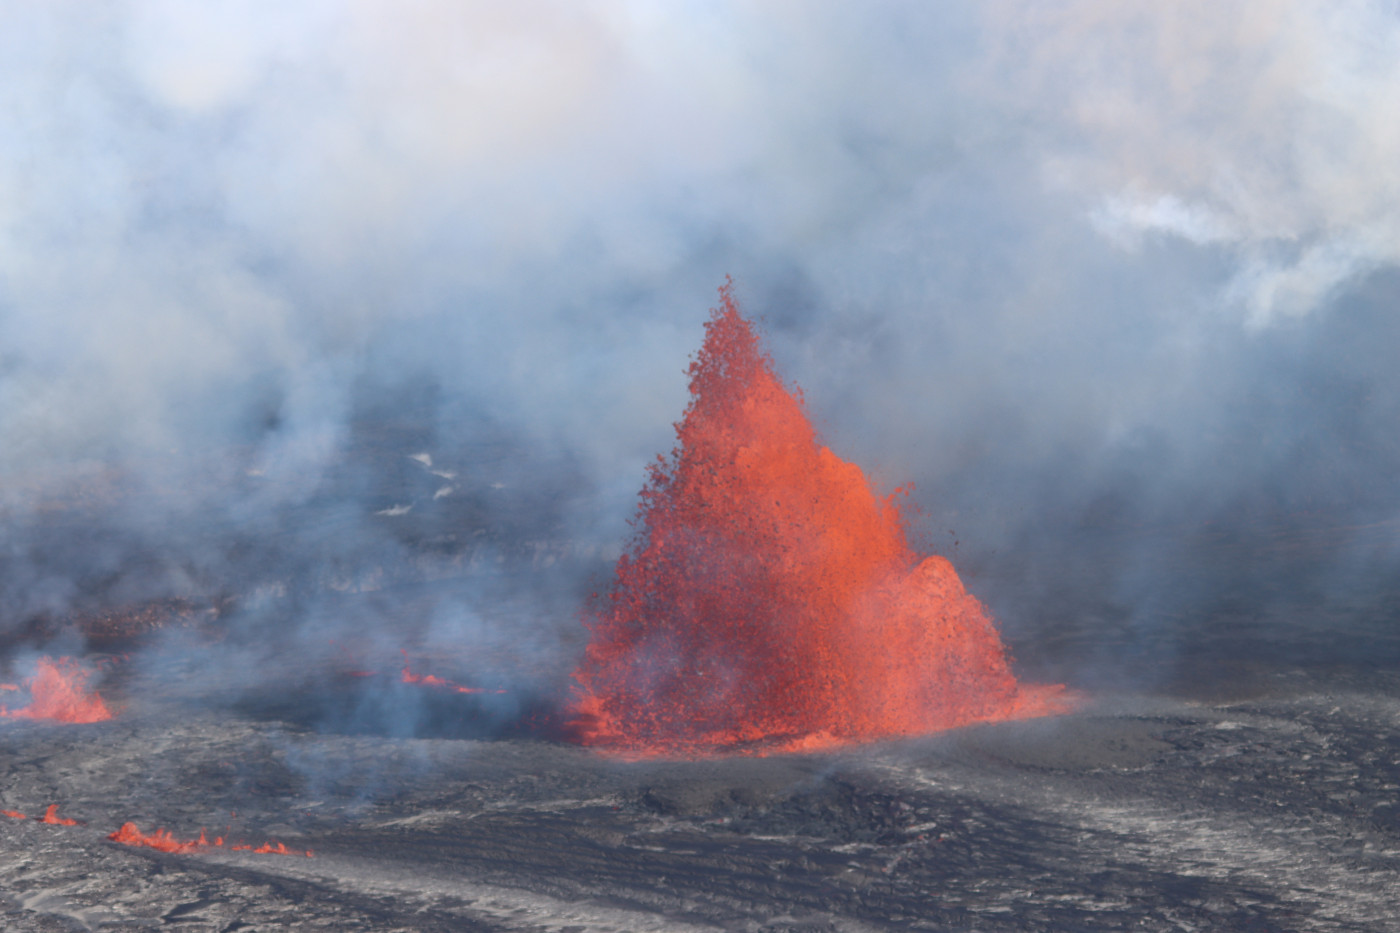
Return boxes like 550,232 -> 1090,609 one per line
41,804 -> 79,826
0,656 -> 112,724
400,650 -> 505,695
108,823 -> 312,858
570,283 -> 1067,756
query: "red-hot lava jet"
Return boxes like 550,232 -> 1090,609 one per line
570,284 -> 1068,756
0,656 -> 112,724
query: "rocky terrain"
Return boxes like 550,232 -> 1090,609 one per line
3,657 -> 1398,931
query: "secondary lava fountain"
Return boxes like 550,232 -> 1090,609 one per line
0,656 -> 112,724
570,284 -> 1067,756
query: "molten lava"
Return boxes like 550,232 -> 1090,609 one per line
570,283 -> 1067,756
108,822 -> 312,857
2,804 -> 78,823
5,801 -> 310,857
0,656 -> 113,723
233,840 -> 306,855
401,651 -> 506,694
40,804 -> 78,825
108,822 -> 203,854
401,657 -> 451,687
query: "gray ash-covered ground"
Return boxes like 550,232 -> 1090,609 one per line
4,426 -> 1400,930
2,655 -> 1399,931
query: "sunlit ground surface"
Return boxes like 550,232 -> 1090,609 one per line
2,637 -> 1399,931
4,439 -> 1399,930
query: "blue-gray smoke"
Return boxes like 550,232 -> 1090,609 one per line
2,1 -> 1398,704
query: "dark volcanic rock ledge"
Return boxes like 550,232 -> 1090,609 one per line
2,668 -> 1399,931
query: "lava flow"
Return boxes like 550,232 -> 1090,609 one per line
108,823 -> 312,857
40,804 -> 78,825
401,651 -> 506,695
570,283 -> 1068,756
0,656 -> 113,723
108,823 -> 204,854
2,804 -> 78,823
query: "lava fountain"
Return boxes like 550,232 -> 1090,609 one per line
570,284 -> 1068,756
0,656 -> 112,724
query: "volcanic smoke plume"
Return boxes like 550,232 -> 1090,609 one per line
571,286 -> 1066,755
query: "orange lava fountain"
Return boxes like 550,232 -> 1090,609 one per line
0,656 -> 112,723
569,284 -> 1068,756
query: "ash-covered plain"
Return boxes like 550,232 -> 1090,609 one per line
4,422 -> 1400,932
4,387 -> 1400,932
7,4 -> 1400,929
3,584 -> 1400,931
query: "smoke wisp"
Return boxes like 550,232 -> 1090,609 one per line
2,1 -> 1399,713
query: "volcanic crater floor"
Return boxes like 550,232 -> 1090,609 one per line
3,668 -> 1400,932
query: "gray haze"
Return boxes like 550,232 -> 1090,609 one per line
2,1 -> 1399,700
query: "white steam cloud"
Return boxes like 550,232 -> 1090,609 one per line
988,0 -> 1400,324
2,1 -> 1399,687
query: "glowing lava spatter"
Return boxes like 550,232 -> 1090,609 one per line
2,804 -> 78,823
570,283 -> 1067,756
6,803 -> 310,857
108,822 -> 202,854
401,651 -> 452,686
40,804 -> 78,825
401,651 -> 506,694
0,656 -> 112,723
108,822 -> 312,857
